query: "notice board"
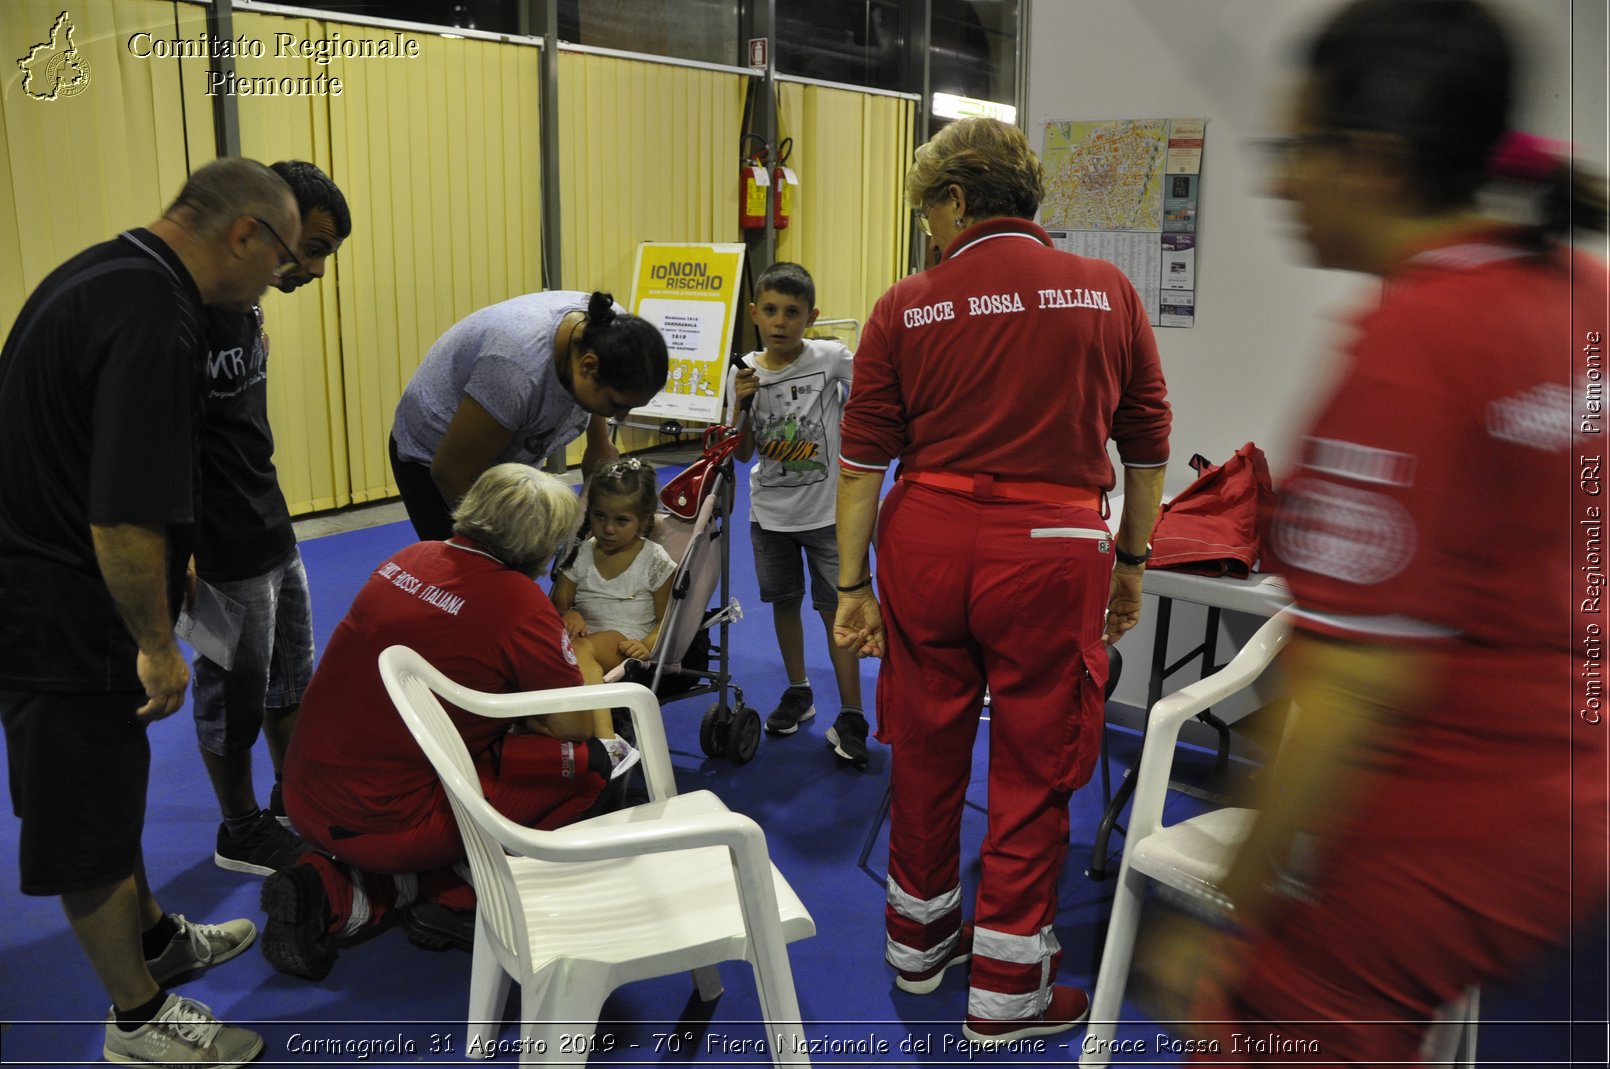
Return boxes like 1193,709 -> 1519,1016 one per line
628,242 -> 746,423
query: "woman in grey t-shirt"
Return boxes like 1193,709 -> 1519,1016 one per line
390,290 -> 668,539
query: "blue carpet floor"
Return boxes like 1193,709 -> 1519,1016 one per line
1,462 -> 1602,1066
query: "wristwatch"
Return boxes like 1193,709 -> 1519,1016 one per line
1114,542 -> 1152,567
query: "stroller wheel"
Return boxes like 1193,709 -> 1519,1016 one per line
727,705 -> 762,765
699,703 -> 730,758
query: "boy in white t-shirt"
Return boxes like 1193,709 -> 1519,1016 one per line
727,263 -> 868,769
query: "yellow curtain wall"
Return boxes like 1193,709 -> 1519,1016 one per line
2,10 -> 916,510
233,10 -> 348,514
557,50 -> 744,459
229,13 -> 544,511
775,82 -> 915,337
329,26 -> 544,506
0,0 -> 214,330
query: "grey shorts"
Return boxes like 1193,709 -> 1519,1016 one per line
192,548 -> 315,756
750,522 -> 840,614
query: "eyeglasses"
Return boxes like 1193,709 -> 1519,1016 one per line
914,208 -> 932,236
1247,131 -> 1347,171
252,217 -> 301,278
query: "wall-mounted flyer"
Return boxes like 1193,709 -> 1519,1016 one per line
1039,116 -> 1205,327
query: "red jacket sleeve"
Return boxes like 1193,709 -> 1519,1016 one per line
839,287 -> 907,473
1110,279 -> 1171,468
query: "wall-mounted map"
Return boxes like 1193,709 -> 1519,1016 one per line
1041,117 -> 1205,327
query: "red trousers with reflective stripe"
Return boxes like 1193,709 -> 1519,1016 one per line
876,481 -> 1112,1008
307,855 -> 475,936
290,735 -> 603,876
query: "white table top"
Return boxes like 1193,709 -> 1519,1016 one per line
1142,567 -> 1291,618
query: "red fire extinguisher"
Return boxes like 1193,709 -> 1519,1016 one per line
740,134 -> 770,230
771,137 -> 795,230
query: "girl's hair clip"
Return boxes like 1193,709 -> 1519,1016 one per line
602,456 -> 643,476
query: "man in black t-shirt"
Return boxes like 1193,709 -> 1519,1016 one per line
194,161 -> 351,879
0,157 -> 300,1066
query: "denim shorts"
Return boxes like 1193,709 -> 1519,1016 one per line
192,547 -> 315,756
750,522 -> 840,613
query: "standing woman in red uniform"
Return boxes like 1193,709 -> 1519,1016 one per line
1149,0 -> 1609,1061
833,117 -> 1172,1044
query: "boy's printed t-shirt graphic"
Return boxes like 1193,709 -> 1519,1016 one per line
755,372 -> 831,483
731,338 -> 853,533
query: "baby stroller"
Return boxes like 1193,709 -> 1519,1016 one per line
602,422 -> 762,763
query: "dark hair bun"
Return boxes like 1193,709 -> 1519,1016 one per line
587,291 -> 618,326
577,291 -> 669,396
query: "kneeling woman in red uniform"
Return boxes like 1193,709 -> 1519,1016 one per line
263,464 -> 622,979
834,117 -> 1171,1044
1149,0 -> 1609,1062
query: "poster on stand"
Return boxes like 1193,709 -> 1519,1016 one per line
628,243 -> 746,423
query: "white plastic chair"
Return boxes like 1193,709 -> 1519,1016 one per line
378,646 -> 816,1066
1080,609 -> 1477,1067
1081,611 -> 1291,1066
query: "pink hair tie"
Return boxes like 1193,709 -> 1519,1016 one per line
1486,132 -> 1571,182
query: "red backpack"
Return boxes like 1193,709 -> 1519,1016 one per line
1149,442 -> 1277,577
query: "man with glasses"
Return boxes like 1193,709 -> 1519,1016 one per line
0,156 -> 297,1066
193,162 -> 351,882
253,215 -> 304,278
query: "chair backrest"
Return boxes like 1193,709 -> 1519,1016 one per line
378,645 -> 533,972
1128,609 -> 1294,843
647,480 -> 725,670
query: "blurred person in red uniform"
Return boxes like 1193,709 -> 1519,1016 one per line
262,465 -> 629,979
1142,0 -> 1609,1062
833,117 -> 1172,1045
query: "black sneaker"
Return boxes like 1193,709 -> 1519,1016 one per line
405,901 -> 475,952
764,686 -> 816,735
827,710 -> 870,770
215,810 -> 309,875
260,862 -> 338,980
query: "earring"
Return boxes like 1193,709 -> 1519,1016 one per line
954,217 -> 965,228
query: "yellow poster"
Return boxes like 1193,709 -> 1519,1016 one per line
629,242 -> 746,424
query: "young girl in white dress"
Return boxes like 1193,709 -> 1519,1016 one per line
551,457 -> 677,676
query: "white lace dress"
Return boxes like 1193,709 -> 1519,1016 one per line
561,538 -> 678,641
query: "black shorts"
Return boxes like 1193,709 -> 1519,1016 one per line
2,689 -> 150,896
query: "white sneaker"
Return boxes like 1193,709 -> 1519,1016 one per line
602,735 -> 642,781
103,993 -> 263,1066
146,914 -> 257,985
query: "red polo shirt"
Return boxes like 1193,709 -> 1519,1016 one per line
840,217 -> 1171,489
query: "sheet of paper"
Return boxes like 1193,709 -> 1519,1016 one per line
175,580 -> 245,670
